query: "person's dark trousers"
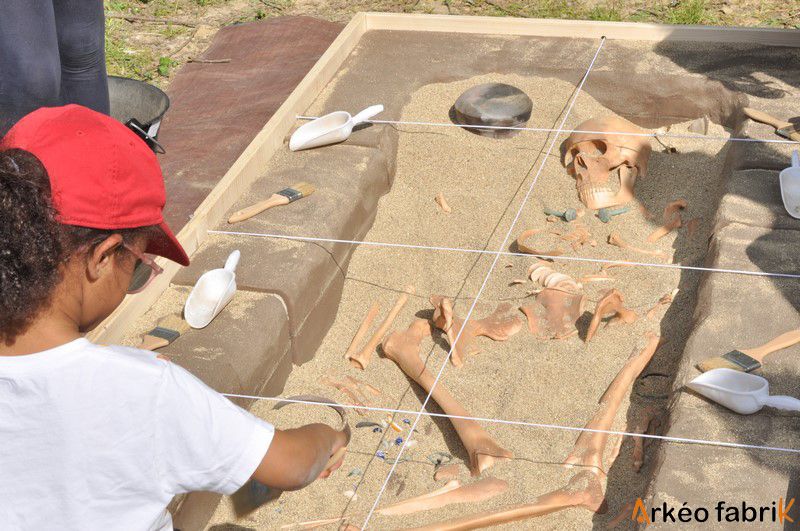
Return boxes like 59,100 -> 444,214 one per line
0,0 -> 109,135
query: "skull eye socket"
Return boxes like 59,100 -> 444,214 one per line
583,140 -> 608,157
567,140 -> 608,169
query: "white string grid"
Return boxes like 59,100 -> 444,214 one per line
354,37 -> 612,529
208,230 -> 800,280
221,393 -> 800,456
213,39 -> 800,529
296,116 -> 800,145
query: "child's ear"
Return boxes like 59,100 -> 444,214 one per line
86,234 -> 124,281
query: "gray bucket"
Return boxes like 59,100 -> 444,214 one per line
108,76 -> 170,140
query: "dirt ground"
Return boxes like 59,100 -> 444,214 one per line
104,0 -> 800,89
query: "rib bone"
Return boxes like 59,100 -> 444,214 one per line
564,333 -> 660,475
516,229 -> 564,257
686,217 -> 701,238
646,288 -> 678,321
430,296 -> 523,367
608,501 -> 636,528
434,463 -> 463,481
435,192 -> 453,213
321,376 -> 368,416
345,375 -> 381,397
554,225 -> 592,251
382,320 -> 513,475
608,232 -> 668,260
631,406 -> 663,472
585,289 -> 637,342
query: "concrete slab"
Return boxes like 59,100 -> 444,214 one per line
645,214 -> 800,525
120,285 -> 292,396
580,39 -> 799,130
706,221 -> 800,275
221,142 -> 394,260
732,123 -> 799,172
716,169 -> 800,231
647,435 -> 800,530
172,234 -> 343,365
683,226 -> 800,393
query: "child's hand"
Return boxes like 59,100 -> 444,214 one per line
318,429 -> 348,479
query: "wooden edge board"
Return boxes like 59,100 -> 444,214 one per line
365,12 -> 800,47
87,13 -> 369,344
89,11 -> 798,344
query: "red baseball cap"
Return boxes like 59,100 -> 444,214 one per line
1,104 -> 189,266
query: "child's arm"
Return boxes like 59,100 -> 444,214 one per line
251,423 -> 347,491
153,361 -> 349,496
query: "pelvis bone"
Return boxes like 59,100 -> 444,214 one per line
520,268 -> 585,340
562,116 -> 652,210
430,296 -> 523,367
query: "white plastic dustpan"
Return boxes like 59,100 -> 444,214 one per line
184,250 -> 240,329
687,368 -> 800,415
779,150 -> 800,219
289,104 -> 384,151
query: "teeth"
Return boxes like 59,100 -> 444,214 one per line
577,183 -> 620,209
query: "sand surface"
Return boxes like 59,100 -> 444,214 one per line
196,65 -> 736,530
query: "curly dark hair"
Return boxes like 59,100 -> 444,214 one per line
0,149 -> 156,345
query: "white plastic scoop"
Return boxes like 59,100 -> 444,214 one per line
687,368 -> 800,415
289,104 -> 384,151
184,250 -> 240,329
779,150 -> 800,219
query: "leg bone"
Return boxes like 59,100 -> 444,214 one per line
382,320 -> 513,476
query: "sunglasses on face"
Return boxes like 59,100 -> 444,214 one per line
122,243 -> 163,294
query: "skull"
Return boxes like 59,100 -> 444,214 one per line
562,116 -> 652,210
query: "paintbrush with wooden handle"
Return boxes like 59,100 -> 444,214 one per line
743,108 -> 800,142
697,329 -> 800,373
228,182 -> 315,223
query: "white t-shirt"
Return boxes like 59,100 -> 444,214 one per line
0,338 -> 274,530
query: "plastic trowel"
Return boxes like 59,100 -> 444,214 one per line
780,150 -> 800,219
687,368 -> 800,415
289,104 -> 384,151
184,250 -> 240,329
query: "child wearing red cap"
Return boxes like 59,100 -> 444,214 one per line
0,105 -> 346,530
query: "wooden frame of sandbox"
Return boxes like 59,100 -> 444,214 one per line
88,13 -> 798,346
88,14 -> 800,528
79,11 -> 800,531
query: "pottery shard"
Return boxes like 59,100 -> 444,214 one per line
453,82 -> 532,138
